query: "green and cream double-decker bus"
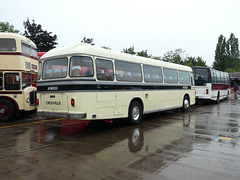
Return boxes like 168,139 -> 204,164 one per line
0,33 -> 38,121
37,44 -> 195,125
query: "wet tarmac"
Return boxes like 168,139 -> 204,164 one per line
0,95 -> 240,180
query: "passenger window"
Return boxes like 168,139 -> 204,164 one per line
115,61 -> 142,82
143,65 -> 163,83
163,68 -> 178,83
43,58 -> 68,79
21,41 -> 31,55
179,71 -> 190,84
0,38 -> 16,51
96,59 -> 114,81
4,73 -> 20,90
70,56 -> 93,77
0,73 -> 3,90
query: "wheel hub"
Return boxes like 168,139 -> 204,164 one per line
132,106 -> 140,121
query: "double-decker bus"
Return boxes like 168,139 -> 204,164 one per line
192,66 -> 230,102
0,33 -> 38,121
37,44 -> 195,125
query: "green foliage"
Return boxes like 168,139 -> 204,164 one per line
137,50 -> 150,58
213,33 -> 240,71
182,56 -> 207,67
101,46 -> 111,50
163,49 -> 186,64
23,18 -> 58,52
0,22 -> 19,33
122,46 -> 136,55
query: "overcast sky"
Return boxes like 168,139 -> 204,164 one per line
2,0 -> 240,66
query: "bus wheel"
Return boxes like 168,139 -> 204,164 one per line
0,99 -> 15,122
128,101 -> 142,125
216,91 -> 220,103
181,96 -> 190,112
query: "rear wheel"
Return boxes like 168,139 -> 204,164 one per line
181,96 -> 190,112
0,99 -> 15,122
128,101 -> 143,125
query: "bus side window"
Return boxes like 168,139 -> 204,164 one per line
163,68 -> 178,83
70,56 -> 93,77
115,61 -> 142,82
143,65 -> 163,83
179,71 -> 190,84
0,73 -> 3,90
96,59 -> 114,81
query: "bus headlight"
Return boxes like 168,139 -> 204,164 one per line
26,97 -> 30,103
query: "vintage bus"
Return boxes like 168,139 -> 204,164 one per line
37,44 -> 195,125
0,33 -> 38,121
192,66 -> 230,102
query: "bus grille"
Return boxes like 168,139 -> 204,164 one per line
29,90 -> 37,105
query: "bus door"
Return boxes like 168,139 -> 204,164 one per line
95,58 -> 116,119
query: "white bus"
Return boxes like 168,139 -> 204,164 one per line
0,33 -> 38,121
192,66 -> 230,102
37,44 -> 195,125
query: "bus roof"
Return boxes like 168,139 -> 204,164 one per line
0,32 -> 37,49
41,43 -> 192,72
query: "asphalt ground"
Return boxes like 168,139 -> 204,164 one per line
0,94 -> 240,180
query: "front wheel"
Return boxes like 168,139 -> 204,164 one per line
0,99 -> 15,122
128,101 -> 143,125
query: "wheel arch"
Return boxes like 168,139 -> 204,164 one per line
0,96 -> 19,111
129,97 -> 144,113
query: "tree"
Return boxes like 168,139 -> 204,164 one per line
213,33 -> 240,71
0,22 -> 19,33
182,56 -> 207,67
122,46 -> 136,55
81,37 -> 95,45
163,49 -> 186,64
213,34 -> 227,71
137,50 -> 150,58
23,18 -> 58,52
226,33 -> 239,69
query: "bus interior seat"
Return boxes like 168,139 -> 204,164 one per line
122,72 -> 132,81
132,73 -> 142,82
54,68 -> 62,78
151,74 -> 160,82
72,66 -> 81,76
97,69 -> 105,80
45,69 -> 53,79
144,74 -> 151,82
85,70 -> 94,77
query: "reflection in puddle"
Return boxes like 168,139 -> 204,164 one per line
37,120 -> 90,143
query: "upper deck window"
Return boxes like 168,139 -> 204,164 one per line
21,42 -> 31,55
31,47 -> 38,57
70,56 -> 94,77
0,38 -> 16,51
43,57 -> 68,79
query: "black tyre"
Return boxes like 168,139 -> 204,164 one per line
0,99 -> 15,122
181,96 -> 190,112
216,91 -> 220,103
128,101 -> 143,125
